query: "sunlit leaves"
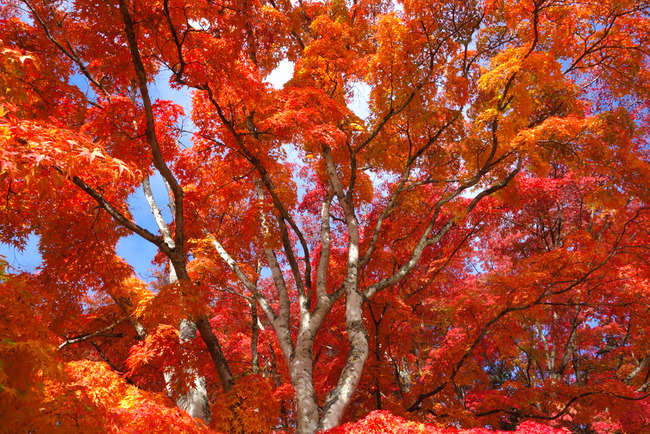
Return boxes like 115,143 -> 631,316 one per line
210,375 -> 281,433
324,410 -> 571,433
42,361 -> 210,433
0,271 -> 59,431
1,0 -> 650,431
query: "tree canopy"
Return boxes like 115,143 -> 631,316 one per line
1,0 -> 650,432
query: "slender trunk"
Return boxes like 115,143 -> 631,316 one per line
174,319 -> 211,422
195,314 -> 235,391
369,303 -> 385,411
251,299 -> 260,374
373,324 -> 382,411
374,373 -> 382,410
164,266 -> 211,423
398,356 -> 412,395
267,342 -> 281,387
318,290 -> 369,431
290,337 -> 320,434
317,145 -> 370,430
108,293 -> 147,340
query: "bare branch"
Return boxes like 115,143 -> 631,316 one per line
60,168 -> 167,251
21,0 -> 109,98
118,0 -> 185,252
59,318 -> 127,350
143,176 -> 174,248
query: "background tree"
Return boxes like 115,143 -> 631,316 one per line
1,0 -> 649,432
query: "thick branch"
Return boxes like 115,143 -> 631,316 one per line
360,117 -> 459,268
316,186 -> 335,301
202,88 -> 312,296
118,0 -> 185,251
22,0 -> 109,97
63,170 -> 167,251
406,383 -> 446,412
366,157 -> 522,299
256,182 -> 292,325
143,176 -> 174,248
195,315 -> 234,392
59,318 -> 127,350
204,230 -> 278,322
474,390 -> 650,421
625,355 -> 650,384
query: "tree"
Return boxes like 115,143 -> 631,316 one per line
1,0 -> 649,432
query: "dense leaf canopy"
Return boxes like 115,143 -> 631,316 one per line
1,0 -> 650,432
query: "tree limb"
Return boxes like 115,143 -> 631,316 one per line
59,318 -> 128,350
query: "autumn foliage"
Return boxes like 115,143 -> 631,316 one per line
2,0 -> 650,432
324,411 -> 571,434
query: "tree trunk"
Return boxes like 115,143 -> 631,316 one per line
195,314 -> 235,391
164,319 -> 211,424
317,290 -> 369,431
285,330 -> 320,434
251,299 -> 260,374
290,357 -> 320,434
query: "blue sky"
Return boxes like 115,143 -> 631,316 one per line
0,59 -> 371,279
0,61 -> 296,278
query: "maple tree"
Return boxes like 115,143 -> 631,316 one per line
1,0 -> 650,432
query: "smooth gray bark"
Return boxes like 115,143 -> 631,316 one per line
143,179 -> 211,423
